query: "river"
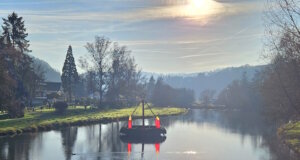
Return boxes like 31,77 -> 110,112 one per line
0,109 -> 298,160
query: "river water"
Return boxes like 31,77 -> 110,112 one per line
0,109 -> 298,160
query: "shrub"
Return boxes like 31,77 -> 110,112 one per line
0,113 -> 10,120
53,101 -> 68,114
8,101 -> 25,118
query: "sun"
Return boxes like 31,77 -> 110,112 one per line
181,0 -> 222,18
191,0 -> 206,9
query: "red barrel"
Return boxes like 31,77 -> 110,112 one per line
155,116 -> 160,128
128,116 -> 132,129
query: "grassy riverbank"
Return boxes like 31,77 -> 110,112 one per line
0,106 -> 186,136
278,121 -> 300,153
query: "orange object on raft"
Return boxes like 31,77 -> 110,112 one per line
155,116 -> 160,128
128,116 -> 132,129
128,115 -> 160,129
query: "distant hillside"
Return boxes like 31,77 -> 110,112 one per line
29,57 -> 264,94
148,65 -> 265,97
32,57 -> 61,82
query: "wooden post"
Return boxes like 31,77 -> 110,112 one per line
142,100 -> 145,127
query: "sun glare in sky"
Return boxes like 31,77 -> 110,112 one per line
192,0 -> 206,8
182,0 -> 223,18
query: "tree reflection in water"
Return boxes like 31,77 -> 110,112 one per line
61,127 -> 78,160
0,109 -> 299,160
159,109 -> 298,160
0,133 -> 37,160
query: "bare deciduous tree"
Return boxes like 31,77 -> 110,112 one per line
80,36 -> 111,107
262,0 -> 300,120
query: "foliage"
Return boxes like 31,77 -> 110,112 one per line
146,76 -> 155,101
27,62 -> 45,107
79,37 -> 145,108
0,43 -> 32,117
0,50 -> 16,113
199,89 -> 216,106
216,72 -> 262,112
216,0 -> 300,124
53,101 -> 68,114
1,12 -> 30,52
278,121 -> 300,153
261,0 -> 300,121
79,36 -> 111,107
0,12 -> 46,118
150,77 -> 195,107
61,45 -> 79,102
106,43 -> 145,106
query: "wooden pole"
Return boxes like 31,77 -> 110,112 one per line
142,100 -> 145,127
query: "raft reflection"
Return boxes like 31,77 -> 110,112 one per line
120,134 -> 166,157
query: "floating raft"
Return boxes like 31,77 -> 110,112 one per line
119,100 -> 167,144
120,125 -> 166,137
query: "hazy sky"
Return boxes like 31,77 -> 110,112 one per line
0,0 -> 266,73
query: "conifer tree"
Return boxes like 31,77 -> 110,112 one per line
1,12 -> 30,52
61,45 -> 79,102
0,12 -> 35,117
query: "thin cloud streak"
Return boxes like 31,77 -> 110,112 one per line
0,0 -> 265,73
177,52 -> 224,59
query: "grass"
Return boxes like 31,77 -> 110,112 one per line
278,121 -> 300,153
0,105 -> 186,136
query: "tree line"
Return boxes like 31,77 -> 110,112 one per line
146,76 -> 195,107
61,38 -> 195,109
215,0 -> 300,123
0,12 -> 195,118
61,36 -> 146,108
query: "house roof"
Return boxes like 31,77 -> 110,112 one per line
45,82 -> 61,92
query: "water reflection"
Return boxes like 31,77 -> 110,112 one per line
120,129 -> 165,159
61,127 -> 77,160
0,110 -> 298,160
126,143 -> 160,159
0,133 -> 36,160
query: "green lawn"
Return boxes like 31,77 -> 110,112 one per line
0,105 -> 186,136
278,121 -> 300,153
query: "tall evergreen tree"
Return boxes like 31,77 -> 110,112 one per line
0,12 -> 35,117
61,45 -> 79,102
1,12 -> 30,52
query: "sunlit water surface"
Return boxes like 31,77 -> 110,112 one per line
0,109 -> 297,160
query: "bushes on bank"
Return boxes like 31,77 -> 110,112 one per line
7,101 -> 25,118
53,101 -> 68,114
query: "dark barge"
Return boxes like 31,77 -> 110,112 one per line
119,100 -> 167,143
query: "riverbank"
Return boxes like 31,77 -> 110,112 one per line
278,121 -> 300,154
0,106 -> 187,137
